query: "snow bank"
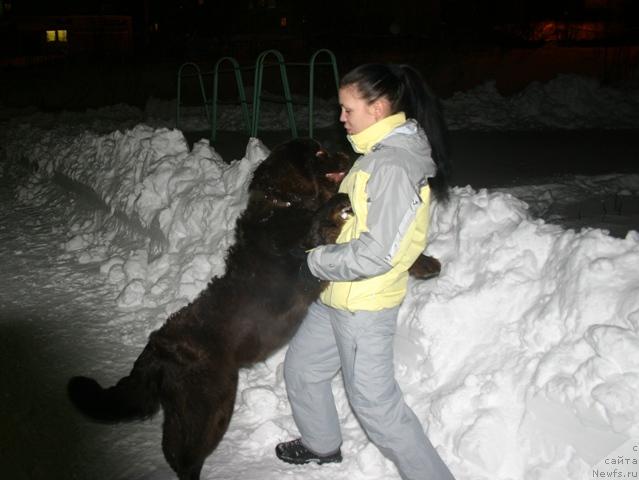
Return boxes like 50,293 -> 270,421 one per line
395,188 -> 639,478
6,124 -> 269,320
445,74 -> 639,130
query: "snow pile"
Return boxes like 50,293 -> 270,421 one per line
9,125 -> 269,319
394,188 -> 639,478
444,74 -> 639,130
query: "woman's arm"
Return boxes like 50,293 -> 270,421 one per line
307,161 -> 427,282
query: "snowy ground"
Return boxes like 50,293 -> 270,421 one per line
1,74 -> 638,480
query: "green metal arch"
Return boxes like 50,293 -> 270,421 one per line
176,62 -> 209,131
251,49 -> 297,138
211,56 -> 251,142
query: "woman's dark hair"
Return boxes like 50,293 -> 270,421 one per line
340,64 -> 451,202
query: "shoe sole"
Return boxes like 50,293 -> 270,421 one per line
278,456 -> 342,465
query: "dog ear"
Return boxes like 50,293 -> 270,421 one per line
314,146 -> 349,184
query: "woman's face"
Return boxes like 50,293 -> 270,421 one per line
339,84 -> 389,135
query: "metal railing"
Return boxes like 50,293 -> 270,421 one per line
176,49 -> 339,142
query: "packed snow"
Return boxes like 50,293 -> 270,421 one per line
1,74 -> 638,480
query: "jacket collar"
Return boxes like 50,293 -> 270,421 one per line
347,112 -> 406,154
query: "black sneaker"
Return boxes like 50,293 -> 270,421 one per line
276,438 -> 342,465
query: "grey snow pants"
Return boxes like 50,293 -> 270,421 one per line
283,300 -> 455,480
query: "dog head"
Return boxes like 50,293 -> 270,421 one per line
250,138 -> 352,212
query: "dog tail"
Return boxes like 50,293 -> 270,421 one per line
67,345 -> 162,423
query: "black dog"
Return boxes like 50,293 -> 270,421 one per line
67,138 -> 441,480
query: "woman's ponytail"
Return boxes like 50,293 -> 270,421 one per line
341,64 -> 451,202
396,65 -> 451,202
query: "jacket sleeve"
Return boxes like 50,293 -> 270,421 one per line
307,160 -> 425,282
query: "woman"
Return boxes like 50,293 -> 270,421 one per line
276,64 -> 455,480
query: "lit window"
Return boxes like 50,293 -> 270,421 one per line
45,29 -> 68,43
280,16 -> 287,27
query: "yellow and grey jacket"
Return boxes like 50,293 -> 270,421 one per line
307,113 -> 436,312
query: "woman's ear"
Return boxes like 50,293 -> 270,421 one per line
371,97 -> 392,121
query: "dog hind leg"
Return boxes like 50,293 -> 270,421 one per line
160,362 -> 239,480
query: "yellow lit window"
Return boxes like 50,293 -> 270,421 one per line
45,29 -> 68,43
280,16 -> 287,27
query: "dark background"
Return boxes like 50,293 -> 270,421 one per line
1,0 -> 638,110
